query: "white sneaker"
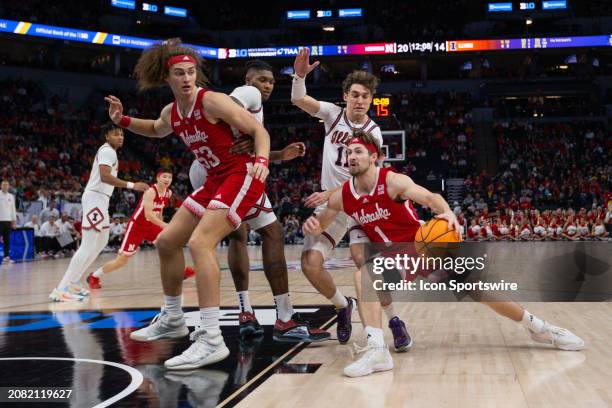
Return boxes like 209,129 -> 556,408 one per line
164,328 -> 230,370
343,340 -> 394,377
529,322 -> 584,351
130,308 -> 188,342
49,288 -> 84,302
69,282 -> 90,297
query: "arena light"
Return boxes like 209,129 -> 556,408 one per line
525,17 -> 533,25
488,2 -> 513,12
542,0 -> 567,10
287,10 -> 310,20
322,26 -> 335,32
111,0 -> 135,10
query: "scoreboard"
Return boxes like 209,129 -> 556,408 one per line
0,17 -> 609,60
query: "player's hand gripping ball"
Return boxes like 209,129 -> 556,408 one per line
414,218 -> 462,259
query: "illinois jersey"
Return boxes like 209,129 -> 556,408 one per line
170,87 -> 252,177
315,101 -> 383,191
341,167 -> 421,243
84,143 -> 118,197
130,184 -> 171,226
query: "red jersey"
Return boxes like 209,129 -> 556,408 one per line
341,167 -> 421,243
131,184 -> 171,226
170,88 -> 252,178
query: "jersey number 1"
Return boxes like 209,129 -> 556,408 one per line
335,146 -> 349,168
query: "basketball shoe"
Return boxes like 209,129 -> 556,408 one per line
528,322 -> 584,351
69,282 -> 90,297
273,312 -> 330,343
238,311 -> 264,337
87,274 -> 101,289
343,338 -> 393,377
49,288 -> 84,302
388,316 -> 413,352
336,297 -> 356,344
130,308 -> 189,342
164,328 -> 230,370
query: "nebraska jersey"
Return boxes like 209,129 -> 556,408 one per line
171,88 -> 252,177
341,167 -> 420,243
130,184 -> 171,225
315,102 -> 383,191
189,85 -> 264,190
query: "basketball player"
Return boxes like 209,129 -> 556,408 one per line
104,39 -> 316,370
50,123 -> 149,302
86,168 -> 195,289
292,48 -> 410,350
189,60 -> 327,342
303,132 -> 584,377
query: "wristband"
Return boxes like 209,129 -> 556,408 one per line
291,74 -> 307,100
255,156 -> 269,168
119,115 -> 131,128
126,182 -> 134,189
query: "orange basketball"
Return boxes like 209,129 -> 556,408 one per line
414,218 -> 461,256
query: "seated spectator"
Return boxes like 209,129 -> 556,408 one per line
591,219 -> 609,240
40,201 -> 59,222
39,215 -> 61,257
108,217 -> 126,248
24,215 -> 42,253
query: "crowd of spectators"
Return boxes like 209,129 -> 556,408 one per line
458,119 -> 611,240
0,76 -> 609,260
462,205 -> 611,241
464,121 -> 609,211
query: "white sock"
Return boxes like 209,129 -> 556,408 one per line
365,326 -> 384,347
237,291 -> 253,313
200,307 -> 221,337
383,303 -> 397,321
273,293 -> 295,323
522,310 -> 545,332
164,295 -> 182,315
329,289 -> 349,309
93,267 -> 104,278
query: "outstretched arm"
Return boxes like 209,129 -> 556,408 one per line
270,142 -> 306,161
290,48 -> 322,116
303,188 -> 343,236
105,95 -> 173,138
99,165 -> 148,192
387,172 -> 461,239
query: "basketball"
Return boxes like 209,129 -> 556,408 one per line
414,218 -> 462,257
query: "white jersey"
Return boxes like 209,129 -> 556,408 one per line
230,85 -> 263,124
84,143 -> 118,197
314,102 -> 382,191
230,85 -> 263,140
191,85 -> 263,190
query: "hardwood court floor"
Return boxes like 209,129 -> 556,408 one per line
1,244 -> 611,407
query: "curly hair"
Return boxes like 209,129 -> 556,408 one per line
133,38 -> 208,91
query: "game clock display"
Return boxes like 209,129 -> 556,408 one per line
372,97 -> 391,117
